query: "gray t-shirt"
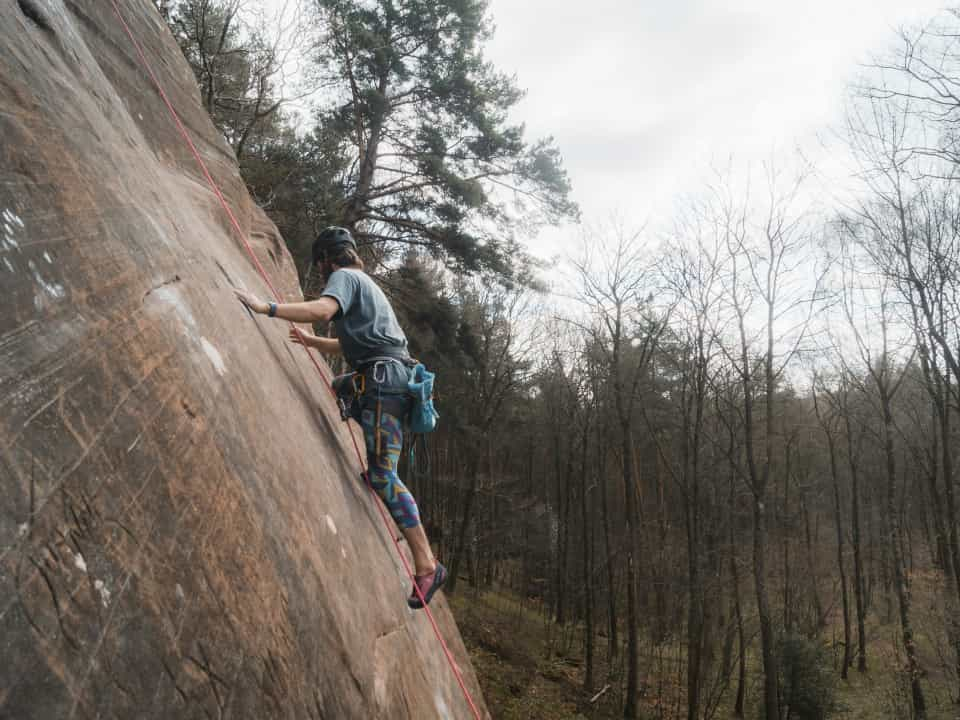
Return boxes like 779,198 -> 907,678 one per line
322,268 -> 410,372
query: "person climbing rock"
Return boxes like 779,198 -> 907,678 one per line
233,226 -> 446,609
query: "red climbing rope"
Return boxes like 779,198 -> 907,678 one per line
108,3 -> 483,718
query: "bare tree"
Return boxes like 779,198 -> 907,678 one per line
710,163 -> 820,720
839,244 -> 926,715
162,0 -> 307,159
644,204 -> 726,720
812,373 -> 854,679
864,12 -> 960,175
570,220 -> 672,719
846,65 -> 960,705
445,279 -> 541,594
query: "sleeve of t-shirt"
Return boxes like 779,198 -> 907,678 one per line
321,269 -> 359,317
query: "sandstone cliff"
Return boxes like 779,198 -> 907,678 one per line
0,1 -> 487,717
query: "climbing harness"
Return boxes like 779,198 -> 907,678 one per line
331,371 -> 364,422
107,4 -> 481,718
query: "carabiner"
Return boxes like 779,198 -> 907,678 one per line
352,373 -> 366,395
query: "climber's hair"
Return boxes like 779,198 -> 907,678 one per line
325,247 -> 364,271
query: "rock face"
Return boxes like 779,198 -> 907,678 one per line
0,2 -> 487,718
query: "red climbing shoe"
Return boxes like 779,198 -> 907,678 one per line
408,563 -> 447,609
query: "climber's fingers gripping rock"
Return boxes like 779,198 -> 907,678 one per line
289,327 -> 318,346
233,287 -> 270,315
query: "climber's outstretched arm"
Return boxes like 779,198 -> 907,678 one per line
233,288 -> 340,324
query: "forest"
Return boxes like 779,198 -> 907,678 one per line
156,1 -> 960,718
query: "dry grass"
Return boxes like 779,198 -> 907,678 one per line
449,589 -> 622,719
449,573 -> 960,719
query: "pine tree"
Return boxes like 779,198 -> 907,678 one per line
314,0 -> 578,278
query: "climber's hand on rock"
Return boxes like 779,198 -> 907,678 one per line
289,328 -> 316,347
233,288 -> 269,314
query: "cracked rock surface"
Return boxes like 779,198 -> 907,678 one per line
0,2 -> 487,718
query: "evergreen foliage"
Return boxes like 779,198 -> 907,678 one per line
313,0 -> 578,278
157,0 -> 575,285
777,633 -> 839,720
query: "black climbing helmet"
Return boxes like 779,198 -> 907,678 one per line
312,226 -> 357,265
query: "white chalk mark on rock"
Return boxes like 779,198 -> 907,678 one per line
325,515 -> 338,535
94,579 -> 111,607
30,262 -> 64,297
434,691 -> 451,719
1,211 -> 21,252
74,554 -> 87,573
3,258 -> 13,273
28,260 -> 65,309
375,674 -> 387,708
175,583 -> 185,603
17,523 -> 28,538
149,286 -> 197,334
341,546 -> 347,559
43,251 -> 52,264
200,338 -> 226,376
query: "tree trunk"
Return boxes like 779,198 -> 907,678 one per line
599,440 -> 619,665
930,366 -> 960,701
559,439 -> 574,624
940,373 -> 960,601
554,432 -> 570,624
622,422 -> 641,719
684,383 -> 704,720
783,461 -> 792,634
827,431 -> 852,679
880,389 -> 926,718
344,70 -> 389,227
724,425 -> 747,718
447,459 -> 479,594
845,415 -> 869,672
733,562 -> 746,719
739,326 -> 778,719
802,497 -> 824,633
580,419 -> 595,692
687,511 -> 703,720
731,511 -> 747,719
753,494 -> 779,720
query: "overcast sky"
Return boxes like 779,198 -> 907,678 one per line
481,0 -> 947,260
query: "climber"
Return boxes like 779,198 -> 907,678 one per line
232,226 -> 447,609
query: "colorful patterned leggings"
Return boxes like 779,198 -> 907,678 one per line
361,404 -> 421,529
